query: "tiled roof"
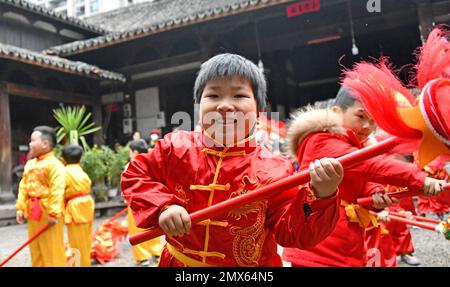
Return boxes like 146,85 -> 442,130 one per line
44,0 -> 291,56
0,0 -> 108,34
85,0 -> 271,33
0,43 -> 126,82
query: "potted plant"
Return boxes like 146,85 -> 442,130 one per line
93,145 -> 129,199
97,146 -> 118,198
106,145 -> 130,198
53,104 -> 101,151
80,146 -> 108,202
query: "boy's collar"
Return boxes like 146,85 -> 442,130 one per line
65,163 -> 80,167
201,130 -> 257,153
345,129 -> 363,148
36,151 -> 54,161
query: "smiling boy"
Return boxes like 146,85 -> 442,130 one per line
121,53 -> 344,267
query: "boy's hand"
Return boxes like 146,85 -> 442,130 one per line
404,211 -> 413,219
47,216 -> 58,226
309,158 -> 344,198
372,191 -> 399,210
422,177 -> 448,197
363,134 -> 378,147
376,210 -> 390,223
16,211 -> 24,224
158,205 -> 191,237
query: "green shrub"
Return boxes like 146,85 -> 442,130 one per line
80,145 -> 130,201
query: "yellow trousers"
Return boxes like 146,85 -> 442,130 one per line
28,213 -> 66,267
67,222 -> 93,267
127,208 -> 162,262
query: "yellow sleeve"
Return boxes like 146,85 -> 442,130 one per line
15,162 -> 30,213
15,177 -> 27,212
47,159 -> 66,218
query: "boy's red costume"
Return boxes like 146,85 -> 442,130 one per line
282,109 -> 425,266
121,131 -> 340,267
418,155 -> 450,215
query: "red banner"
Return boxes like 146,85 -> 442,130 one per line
286,0 -> 320,18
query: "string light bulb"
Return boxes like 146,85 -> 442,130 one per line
348,0 -> 359,56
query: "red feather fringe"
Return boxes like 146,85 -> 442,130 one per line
342,60 -> 422,139
416,27 -> 450,89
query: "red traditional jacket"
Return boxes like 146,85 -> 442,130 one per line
283,109 -> 426,267
121,130 -> 340,267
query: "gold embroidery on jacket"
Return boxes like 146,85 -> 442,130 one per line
225,169 -> 274,266
23,167 -> 48,195
229,169 -> 272,198
175,184 -> 189,202
229,200 -> 268,267
228,201 -> 262,220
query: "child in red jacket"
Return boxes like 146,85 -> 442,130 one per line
282,87 -> 446,267
418,155 -> 450,219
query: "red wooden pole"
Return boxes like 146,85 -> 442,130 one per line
357,187 -> 450,206
108,207 -> 128,223
130,137 -> 399,245
358,190 -> 419,206
369,211 -> 438,231
0,223 -> 50,267
388,211 -> 442,224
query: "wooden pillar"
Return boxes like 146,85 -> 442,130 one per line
90,81 -> 104,146
0,83 -> 12,194
92,100 -> 104,146
417,0 -> 434,42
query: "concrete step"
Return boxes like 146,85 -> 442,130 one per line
0,193 -> 16,205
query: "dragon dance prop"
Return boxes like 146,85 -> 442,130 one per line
370,211 -> 450,240
343,27 -> 450,205
91,207 -> 128,264
0,223 -> 50,267
344,27 -> 450,164
130,28 -> 450,246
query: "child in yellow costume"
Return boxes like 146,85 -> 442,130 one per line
127,139 -> 163,266
62,145 -> 95,267
16,126 -> 66,267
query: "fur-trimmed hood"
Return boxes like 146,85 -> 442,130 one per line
286,107 -> 346,161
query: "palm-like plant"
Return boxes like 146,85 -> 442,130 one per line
53,105 -> 101,151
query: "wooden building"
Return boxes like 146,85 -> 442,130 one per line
1,0 -> 450,196
44,0 -> 450,140
0,0 -> 125,195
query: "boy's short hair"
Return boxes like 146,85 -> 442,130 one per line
193,53 -> 267,111
333,86 -> 357,111
62,144 -> 83,164
130,139 -> 148,154
33,126 -> 56,148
